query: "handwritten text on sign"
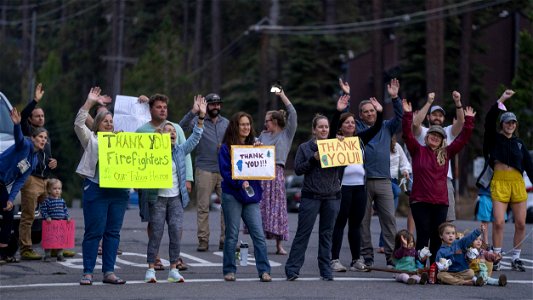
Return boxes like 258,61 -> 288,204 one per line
231,146 -> 276,180
317,137 -> 363,168
98,132 -> 172,188
42,220 -> 76,249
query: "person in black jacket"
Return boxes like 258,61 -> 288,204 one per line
484,89 -> 533,272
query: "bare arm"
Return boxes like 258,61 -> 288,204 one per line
450,90 -> 465,137
412,92 -> 434,137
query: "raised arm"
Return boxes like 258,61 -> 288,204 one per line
20,83 -> 45,136
277,89 -> 297,140
74,87 -> 107,148
387,78 -> 403,133
483,90 -> 514,158
450,90 -> 465,137
329,94 -> 350,138
357,97 -> 383,144
412,92 -> 434,137
401,100 -> 420,156
178,94 -> 202,132
447,107 -> 476,157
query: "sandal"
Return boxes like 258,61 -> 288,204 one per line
80,274 -> 93,285
224,273 -> 236,281
4,256 -> 19,263
154,258 -> 165,271
102,272 -> 126,285
177,257 -> 188,271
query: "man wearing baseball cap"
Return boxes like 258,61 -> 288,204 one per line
411,91 -> 465,221
179,93 -> 229,252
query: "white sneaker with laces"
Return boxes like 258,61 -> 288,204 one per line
330,259 -> 347,272
168,268 -> 185,283
144,268 -> 157,283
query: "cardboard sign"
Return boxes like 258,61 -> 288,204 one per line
42,220 -> 75,249
231,145 -> 276,180
97,132 -> 172,188
316,136 -> 363,168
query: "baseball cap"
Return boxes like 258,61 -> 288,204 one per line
429,105 -> 445,115
427,125 -> 447,139
500,112 -> 517,123
205,93 -> 222,104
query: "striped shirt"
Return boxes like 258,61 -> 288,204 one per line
40,197 -> 69,220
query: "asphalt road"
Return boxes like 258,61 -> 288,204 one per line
1,207 -> 532,300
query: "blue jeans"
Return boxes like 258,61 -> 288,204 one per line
221,193 -> 270,277
285,197 -> 340,279
82,179 -> 128,275
379,179 -> 400,248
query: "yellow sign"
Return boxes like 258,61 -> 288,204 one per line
316,136 -> 363,168
97,132 -> 172,188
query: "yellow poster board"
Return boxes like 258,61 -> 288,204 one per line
97,132 -> 172,188
316,136 -> 363,168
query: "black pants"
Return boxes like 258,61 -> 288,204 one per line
0,183 -> 14,245
331,185 -> 367,261
410,202 -> 448,264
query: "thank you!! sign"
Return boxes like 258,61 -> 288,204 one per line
231,145 -> 276,180
316,137 -> 363,168
98,132 -> 172,188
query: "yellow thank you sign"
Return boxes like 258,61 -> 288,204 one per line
316,137 -> 363,168
97,132 -> 172,188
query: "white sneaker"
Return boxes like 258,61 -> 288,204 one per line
144,268 -> 157,283
168,268 -> 185,283
330,259 -> 347,272
349,259 -> 369,272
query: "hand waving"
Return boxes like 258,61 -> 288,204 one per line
387,78 -> 400,98
198,97 -> 207,116
427,92 -> 435,104
402,99 -> 412,113
97,95 -> 112,106
192,94 -> 203,114
369,97 -> 383,112
10,107 -> 21,124
336,94 -> 350,112
338,78 -> 350,95
464,106 -> 476,118
87,87 -> 102,103
34,83 -> 45,102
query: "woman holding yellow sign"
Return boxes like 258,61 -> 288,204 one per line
329,91 -> 383,273
74,87 -> 128,285
218,112 -> 271,282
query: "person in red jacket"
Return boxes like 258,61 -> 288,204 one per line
401,99 -> 476,263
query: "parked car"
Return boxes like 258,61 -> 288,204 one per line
285,174 -> 303,213
0,92 -> 43,254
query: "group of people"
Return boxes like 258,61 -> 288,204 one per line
0,79 -> 531,287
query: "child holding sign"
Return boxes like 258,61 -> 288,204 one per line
143,98 -> 206,283
40,179 -> 71,262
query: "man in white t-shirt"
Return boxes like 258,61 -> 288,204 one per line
411,91 -> 464,221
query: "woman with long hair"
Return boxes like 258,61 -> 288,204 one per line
218,112 -> 271,282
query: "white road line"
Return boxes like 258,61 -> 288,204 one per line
1,277 -> 532,289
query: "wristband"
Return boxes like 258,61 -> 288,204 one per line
198,116 -> 205,120
456,106 -> 462,109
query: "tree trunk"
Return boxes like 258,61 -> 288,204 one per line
425,0 -> 445,98
324,0 -> 336,25
267,0 -> 279,111
458,11 -> 472,195
191,0 -> 204,91
21,0 -> 30,99
211,0 -> 221,94
372,0 -> 384,102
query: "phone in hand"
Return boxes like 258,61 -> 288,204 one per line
270,81 -> 282,93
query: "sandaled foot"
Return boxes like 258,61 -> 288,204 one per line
275,248 -> 287,255
80,274 -> 93,285
260,273 -> 272,282
154,258 -> 165,271
224,273 -> 236,281
177,257 -> 188,271
103,272 -> 126,284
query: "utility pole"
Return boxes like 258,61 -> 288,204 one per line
28,9 -> 36,99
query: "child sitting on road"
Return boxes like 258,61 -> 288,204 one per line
40,179 -> 71,262
467,235 -> 506,286
436,222 -> 485,286
392,229 -> 430,285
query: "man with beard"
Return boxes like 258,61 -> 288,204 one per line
412,91 -> 465,221
179,93 -> 229,252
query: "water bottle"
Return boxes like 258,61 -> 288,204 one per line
245,185 -> 255,197
240,242 -> 249,266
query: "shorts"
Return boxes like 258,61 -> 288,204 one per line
490,169 -> 527,203
476,194 -> 507,222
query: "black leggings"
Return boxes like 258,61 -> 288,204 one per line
331,185 -> 367,261
0,184 -> 14,245
410,202 -> 448,264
